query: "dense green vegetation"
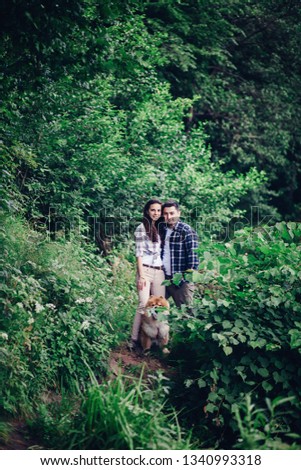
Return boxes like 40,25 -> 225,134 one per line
1,0 -> 301,450
170,222 -> 301,448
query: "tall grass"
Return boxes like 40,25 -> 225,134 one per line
38,371 -> 195,450
232,394 -> 301,450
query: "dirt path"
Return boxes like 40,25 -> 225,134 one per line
0,419 -> 38,450
108,342 -> 172,377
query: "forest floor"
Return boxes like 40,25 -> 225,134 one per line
0,342 -> 172,450
0,419 -> 38,450
109,341 -> 172,378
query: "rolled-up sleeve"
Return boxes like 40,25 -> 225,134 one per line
134,225 -> 147,257
185,229 -> 199,270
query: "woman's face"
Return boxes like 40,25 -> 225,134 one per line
147,203 -> 161,221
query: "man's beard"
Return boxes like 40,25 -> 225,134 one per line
167,219 -> 179,227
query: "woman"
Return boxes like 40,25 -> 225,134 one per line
129,199 -> 165,351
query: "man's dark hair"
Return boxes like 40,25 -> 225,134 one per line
162,200 -> 180,211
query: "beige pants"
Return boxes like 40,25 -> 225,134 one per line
131,266 -> 165,341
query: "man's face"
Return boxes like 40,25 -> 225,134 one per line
163,206 -> 181,228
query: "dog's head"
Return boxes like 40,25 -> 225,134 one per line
145,295 -> 169,320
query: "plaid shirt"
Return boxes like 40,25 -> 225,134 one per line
134,223 -> 161,263
161,220 -> 199,276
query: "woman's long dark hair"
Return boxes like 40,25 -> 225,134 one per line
142,199 -> 163,243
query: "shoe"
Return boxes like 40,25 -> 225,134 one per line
127,339 -> 140,352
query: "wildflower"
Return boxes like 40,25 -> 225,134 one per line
46,303 -> 56,310
35,302 -> 45,313
75,297 -> 93,304
28,317 -> 35,325
81,320 -> 90,331
0,332 -> 8,341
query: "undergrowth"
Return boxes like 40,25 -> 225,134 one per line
0,212 -> 136,416
2,213 -> 301,450
27,371 -> 195,450
168,222 -> 301,449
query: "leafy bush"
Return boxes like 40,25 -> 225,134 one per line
170,222 -> 301,448
0,213 -> 136,415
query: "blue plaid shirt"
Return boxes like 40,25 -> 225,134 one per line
161,220 -> 199,277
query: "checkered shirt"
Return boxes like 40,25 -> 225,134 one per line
161,220 -> 199,276
134,223 -> 161,261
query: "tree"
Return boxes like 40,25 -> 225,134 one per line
144,0 -> 301,219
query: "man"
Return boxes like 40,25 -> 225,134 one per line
160,200 -> 199,307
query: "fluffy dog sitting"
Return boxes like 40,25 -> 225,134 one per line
139,295 -> 170,354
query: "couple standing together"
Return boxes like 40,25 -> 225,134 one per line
130,198 -> 199,350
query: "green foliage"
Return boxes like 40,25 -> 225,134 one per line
232,394 -> 301,450
170,222 -> 301,448
65,372 -> 193,450
2,73 -> 263,230
0,213 -> 136,415
145,0 -> 301,218
1,0 -> 301,450
1,0 -> 265,232
1,1 -> 301,220
27,372 -> 194,450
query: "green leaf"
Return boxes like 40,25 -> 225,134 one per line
217,299 -> 230,308
185,379 -> 194,388
273,371 -> 282,383
258,357 -> 269,368
265,343 -> 281,351
258,368 -> 269,378
262,380 -> 273,392
208,391 -> 219,401
203,251 -> 212,260
289,329 -> 301,349
191,271 -> 204,282
223,346 -> 233,356
205,403 -> 217,413
222,320 -> 232,329
249,338 -> 267,349
172,273 -> 184,286
197,378 -> 207,388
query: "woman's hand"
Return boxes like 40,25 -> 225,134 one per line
137,276 -> 146,291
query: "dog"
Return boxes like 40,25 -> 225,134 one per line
139,295 -> 170,354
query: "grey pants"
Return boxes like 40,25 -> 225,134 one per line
166,282 -> 195,308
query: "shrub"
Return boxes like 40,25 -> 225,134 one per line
0,213 -> 136,415
170,222 -> 301,448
